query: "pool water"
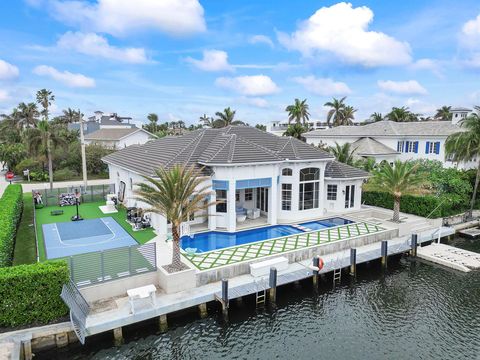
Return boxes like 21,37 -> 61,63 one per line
300,217 -> 354,231
181,225 -> 303,253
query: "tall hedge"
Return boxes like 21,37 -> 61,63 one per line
0,184 -> 23,267
0,261 -> 69,327
362,190 -> 466,218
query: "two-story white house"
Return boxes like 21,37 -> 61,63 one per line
102,126 -> 369,237
304,116 -> 476,169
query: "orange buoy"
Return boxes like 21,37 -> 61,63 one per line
318,257 -> 324,270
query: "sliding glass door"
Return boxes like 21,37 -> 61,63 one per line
345,185 -> 355,209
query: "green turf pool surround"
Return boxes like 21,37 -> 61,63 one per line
35,201 -> 156,261
183,222 -> 385,271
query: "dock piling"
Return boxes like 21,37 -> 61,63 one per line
159,314 -> 168,333
381,241 -> 388,268
113,327 -> 123,346
410,234 -> 418,257
312,256 -> 320,288
269,267 -> 277,305
350,248 -> 357,276
221,279 -> 229,319
198,303 -> 208,319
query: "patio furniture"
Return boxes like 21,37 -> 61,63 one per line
236,205 -> 247,215
50,210 -> 64,216
247,208 -> 260,220
236,214 -> 247,223
250,256 -> 288,277
127,284 -> 157,314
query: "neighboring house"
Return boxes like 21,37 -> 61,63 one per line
304,119 -> 476,169
68,111 -> 136,135
102,126 -> 369,237
450,107 -> 472,125
85,128 -> 157,149
267,120 -> 329,136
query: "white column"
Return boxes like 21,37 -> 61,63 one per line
318,163 -> 326,215
227,180 -> 236,232
268,178 -> 278,225
208,192 -> 217,230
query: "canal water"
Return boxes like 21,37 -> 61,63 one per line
39,237 -> 480,360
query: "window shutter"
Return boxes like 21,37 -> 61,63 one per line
405,141 -> 409,152
425,141 -> 430,154
414,141 -> 418,153
397,141 -> 401,152
434,142 -> 440,155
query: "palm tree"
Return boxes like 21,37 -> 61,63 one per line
370,112 -> 383,122
324,97 -> 346,127
61,108 -> 79,124
369,161 -> 424,222
285,98 -> 310,125
26,120 -> 64,189
215,107 -> 245,127
147,113 -> 159,133
134,165 -> 214,272
255,124 -> 266,131
199,114 -> 215,128
283,123 -> 307,141
335,105 -> 356,126
36,89 -> 55,121
17,102 -> 40,128
386,106 -> 418,122
329,142 -> 356,165
445,112 -> 480,217
434,106 -> 452,121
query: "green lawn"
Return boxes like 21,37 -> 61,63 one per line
34,201 -> 156,261
12,193 -> 37,265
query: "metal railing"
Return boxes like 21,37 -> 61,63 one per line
61,279 -> 91,344
33,184 -> 115,207
69,242 -> 157,287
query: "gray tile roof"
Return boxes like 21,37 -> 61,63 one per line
306,120 -> 462,138
102,126 -> 333,176
324,161 -> 370,179
85,128 -> 152,141
451,107 -> 471,112
351,137 -> 399,156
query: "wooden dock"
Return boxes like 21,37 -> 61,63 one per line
417,243 -> 480,272
458,227 -> 480,239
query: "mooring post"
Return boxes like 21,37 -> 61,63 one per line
350,248 -> 357,276
198,303 -> 208,319
410,234 -> 418,257
113,327 -> 124,346
159,314 -> 168,333
22,340 -> 32,360
312,256 -> 320,288
381,241 -> 388,268
269,267 -> 277,304
221,278 -> 229,319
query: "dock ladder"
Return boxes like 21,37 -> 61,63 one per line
332,255 -> 342,286
254,278 -> 267,306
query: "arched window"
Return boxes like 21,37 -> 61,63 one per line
299,168 -> 320,210
282,168 -> 292,176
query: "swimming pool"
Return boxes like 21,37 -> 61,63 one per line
300,217 -> 354,231
181,225 -> 303,253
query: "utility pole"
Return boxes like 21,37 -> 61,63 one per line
79,109 -> 88,190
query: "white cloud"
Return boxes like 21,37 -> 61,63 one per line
33,65 -> 95,88
405,98 -> 437,115
50,0 -> 206,37
277,2 -> 411,67
293,75 -> 351,96
215,75 -> 280,96
185,50 -> 234,72
0,59 -> 19,80
0,89 -> 10,101
410,58 -> 443,78
249,35 -> 274,48
57,32 -> 148,63
461,14 -> 480,48
377,80 -> 427,95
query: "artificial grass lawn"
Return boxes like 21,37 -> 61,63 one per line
35,201 -> 156,261
12,192 -> 37,265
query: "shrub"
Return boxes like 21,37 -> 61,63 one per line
0,261 -> 69,327
363,190 -> 465,218
14,158 -> 42,176
54,167 -> 77,181
29,171 -> 49,182
0,185 -> 23,267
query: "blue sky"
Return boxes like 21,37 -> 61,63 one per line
1,0 -> 480,126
